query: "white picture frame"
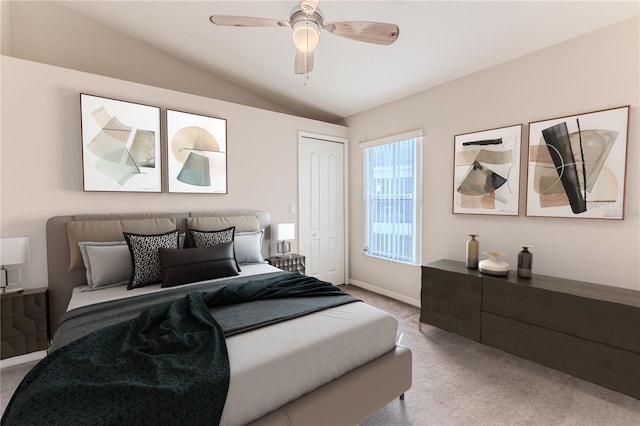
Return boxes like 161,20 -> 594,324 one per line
80,93 -> 161,192
166,109 -> 228,194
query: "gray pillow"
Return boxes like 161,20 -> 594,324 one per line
124,230 -> 180,289
78,241 -> 131,289
159,242 -> 239,288
234,230 -> 265,264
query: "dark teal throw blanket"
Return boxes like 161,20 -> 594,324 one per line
2,273 -> 357,426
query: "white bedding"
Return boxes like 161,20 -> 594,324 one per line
67,263 -> 281,311
65,264 -> 399,425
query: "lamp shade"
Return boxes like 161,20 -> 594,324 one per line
1,237 -> 30,265
273,223 -> 295,241
292,20 -> 320,53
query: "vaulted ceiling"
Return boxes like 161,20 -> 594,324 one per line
59,1 -> 639,122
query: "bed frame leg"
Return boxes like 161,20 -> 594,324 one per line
399,393 -> 405,401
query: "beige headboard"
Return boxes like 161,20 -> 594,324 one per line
46,210 -> 270,337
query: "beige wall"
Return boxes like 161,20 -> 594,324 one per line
347,18 -> 640,304
1,1 -> 301,120
0,56 -> 347,290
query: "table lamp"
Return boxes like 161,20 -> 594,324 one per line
273,223 -> 295,258
1,236 -> 30,293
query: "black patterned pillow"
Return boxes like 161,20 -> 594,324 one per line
124,230 -> 180,289
190,227 -> 235,247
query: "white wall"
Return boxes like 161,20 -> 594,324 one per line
0,56 -> 348,290
347,17 -> 640,304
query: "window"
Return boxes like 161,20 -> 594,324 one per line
363,130 -> 422,264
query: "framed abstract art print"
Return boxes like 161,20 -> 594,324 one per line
80,93 -> 161,192
166,109 -> 228,194
526,106 -> 629,219
452,124 -> 522,216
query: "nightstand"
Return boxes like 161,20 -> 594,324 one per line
267,254 -> 306,275
1,287 -> 49,359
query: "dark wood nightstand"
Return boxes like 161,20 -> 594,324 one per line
1,287 -> 49,359
267,254 -> 305,275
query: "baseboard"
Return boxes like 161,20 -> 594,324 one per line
0,350 -> 47,369
348,279 -> 420,308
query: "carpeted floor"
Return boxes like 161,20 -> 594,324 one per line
2,284 -> 639,424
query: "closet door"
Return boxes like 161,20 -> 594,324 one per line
298,133 -> 345,285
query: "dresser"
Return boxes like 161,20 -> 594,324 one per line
420,259 -> 482,341
421,259 -> 640,400
1,288 -> 50,359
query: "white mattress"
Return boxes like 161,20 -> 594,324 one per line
65,264 -> 398,425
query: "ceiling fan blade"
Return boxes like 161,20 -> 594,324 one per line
209,15 -> 290,27
295,50 -> 314,74
323,21 -> 399,45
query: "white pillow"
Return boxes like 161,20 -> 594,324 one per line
234,230 -> 265,264
78,241 -> 131,289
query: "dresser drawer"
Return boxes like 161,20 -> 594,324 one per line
1,288 -> 50,359
482,311 -> 640,400
482,278 -> 640,353
1,291 -> 47,318
1,312 -> 48,338
1,331 -> 49,359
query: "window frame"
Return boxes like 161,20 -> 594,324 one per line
362,130 -> 423,265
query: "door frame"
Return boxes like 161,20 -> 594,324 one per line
297,131 -> 349,285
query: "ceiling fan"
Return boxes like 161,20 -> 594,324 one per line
209,0 -> 399,75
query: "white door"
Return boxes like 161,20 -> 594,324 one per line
298,133 -> 345,285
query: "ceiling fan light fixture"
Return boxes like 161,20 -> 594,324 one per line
292,20 -> 320,53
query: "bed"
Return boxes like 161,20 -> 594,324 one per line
4,210 -> 412,425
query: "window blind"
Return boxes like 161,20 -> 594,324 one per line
363,133 -> 421,264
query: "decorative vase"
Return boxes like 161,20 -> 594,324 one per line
466,235 -> 479,269
479,251 -> 510,276
517,245 -> 533,278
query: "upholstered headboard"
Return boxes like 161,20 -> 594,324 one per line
46,210 -> 270,336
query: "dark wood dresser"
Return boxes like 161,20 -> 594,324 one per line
421,259 -> 640,400
1,287 -> 50,359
